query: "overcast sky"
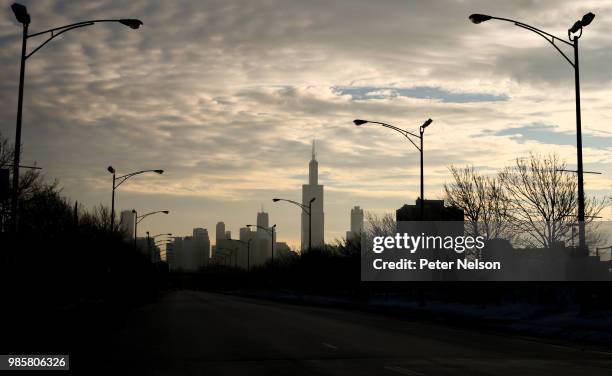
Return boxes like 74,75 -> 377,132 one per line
1,0 -> 611,248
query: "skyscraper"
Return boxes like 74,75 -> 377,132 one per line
119,210 -> 135,241
255,210 -> 272,264
346,206 -> 364,241
302,141 -> 324,250
193,228 -> 211,269
215,221 -> 226,243
257,211 -> 269,237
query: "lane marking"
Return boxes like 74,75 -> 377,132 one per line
384,366 -> 426,376
322,342 -> 338,350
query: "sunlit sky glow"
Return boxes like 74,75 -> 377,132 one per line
1,0 -> 611,249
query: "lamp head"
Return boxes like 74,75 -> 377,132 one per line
422,118 -> 433,128
581,12 -> 595,27
107,166 -> 115,174
569,20 -> 582,34
154,169 -> 164,174
272,224 -> 277,228
11,3 -> 30,25
469,14 -> 492,24
119,19 -> 143,29
310,197 -> 316,203
246,224 -> 253,227
353,119 -> 368,126
162,210 -> 169,214
272,198 -> 280,202
132,209 -> 136,213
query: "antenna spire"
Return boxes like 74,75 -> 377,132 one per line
312,140 -> 316,160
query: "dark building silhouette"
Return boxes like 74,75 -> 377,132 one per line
396,199 -> 465,281
396,198 -> 464,221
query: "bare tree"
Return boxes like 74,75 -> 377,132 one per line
444,165 -> 511,241
364,212 -> 396,238
0,132 -> 12,169
0,131 -> 41,201
499,153 -> 606,248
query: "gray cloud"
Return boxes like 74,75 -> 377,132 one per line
1,0 -> 611,246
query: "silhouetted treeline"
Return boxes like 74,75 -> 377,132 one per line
0,178 -> 166,358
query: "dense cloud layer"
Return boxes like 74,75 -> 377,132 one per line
0,0 -> 610,246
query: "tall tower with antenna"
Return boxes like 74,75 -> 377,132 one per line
302,140 -> 324,251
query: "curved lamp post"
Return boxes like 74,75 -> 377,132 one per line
353,118 -> 432,219
9,2 -> 142,232
469,12 -> 595,251
247,224 -> 276,267
108,167 -> 163,231
273,197 -> 315,252
132,210 -> 169,248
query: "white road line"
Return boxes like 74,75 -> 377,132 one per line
322,342 -> 338,350
384,366 -> 426,376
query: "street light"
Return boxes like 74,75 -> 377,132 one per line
108,167 -> 163,231
132,209 -> 169,248
353,118 -> 433,219
9,2 -> 142,232
246,224 -> 276,267
273,197 -> 315,252
468,11 -> 595,251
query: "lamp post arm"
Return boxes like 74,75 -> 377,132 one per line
27,19 -> 129,38
369,121 -> 421,151
275,198 -> 311,214
26,19 -> 137,60
488,16 -> 575,67
249,224 -> 274,236
114,170 -> 158,189
25,22 -> 94,59
136,211 -> 167,224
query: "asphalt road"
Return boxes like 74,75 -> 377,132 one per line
101,290 -> 611,375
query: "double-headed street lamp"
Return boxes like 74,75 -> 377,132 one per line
273,197 -> 315,252
132,210 -> 169,248
246,224 -> 276,266
469,12 -> 595,251
228,238 -> 252,270
108,167 -> 164,231
9,3 -> 142,232
353,118 -> 433,220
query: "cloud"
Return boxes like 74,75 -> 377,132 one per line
0,0 -> 611,247
482,123 -> 612,149
334,86 -> 509,103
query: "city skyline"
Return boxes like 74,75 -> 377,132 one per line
1,0 -> 611,248
2,2 -> 612,373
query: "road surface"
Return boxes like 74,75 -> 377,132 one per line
101,290 -> 611,375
